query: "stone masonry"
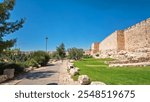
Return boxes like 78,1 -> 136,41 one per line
124,18 -> 150,52
100,30 -> 124,52
91,42 -> 100,55
91,18 -> 150,59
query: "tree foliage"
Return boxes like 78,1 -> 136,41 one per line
0,0 -> 25,52
0,49 -> 30,62
50,51 -> 60,60
31,51 -> 50,66
56,43 -> 66,60
68,48 -> 84,60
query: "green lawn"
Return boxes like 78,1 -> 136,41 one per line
74,58 -> 150,85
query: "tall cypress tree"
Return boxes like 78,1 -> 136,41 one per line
0,0 -> 25,53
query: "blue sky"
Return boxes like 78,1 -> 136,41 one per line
2,0 -> 150,51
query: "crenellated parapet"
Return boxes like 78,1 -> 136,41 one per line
124,18 -> 150,51
124,18 -> 150,33
91,17 -> 150,57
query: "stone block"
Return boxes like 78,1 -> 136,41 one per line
69,60 -> 75,63
78,75 -> 91,85
67,63 -> 74,70
3,69 -> 15,79
75,67 -> 80,71
0,75 -> 8,83
90,81 -> 106,85
70,68 -> 79,76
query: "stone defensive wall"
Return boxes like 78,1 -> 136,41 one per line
91,42 -> 100,55
99,30 -> 124,52
124,18 -> 150,52
99,18 -> 150,53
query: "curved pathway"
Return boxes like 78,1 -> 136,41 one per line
2,62 -> 61,85
17,64 -> 60,85
1,60 -> 78,85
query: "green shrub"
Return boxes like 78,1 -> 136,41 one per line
0,62 -> 24,75
25,59 -> 39,68
17,62 -> 29,68
68,48 -> 84,60
0,63 -> 5,75
0,49 -> 31,63
50,52 -> 60,60
83,55 -> 93,59
31,51 -> 50,66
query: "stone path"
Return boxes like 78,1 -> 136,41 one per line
1,60 -> 79,85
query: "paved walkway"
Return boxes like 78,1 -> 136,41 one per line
1,60 -> 78,85
2,62 -> 61,85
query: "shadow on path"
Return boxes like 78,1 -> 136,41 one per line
16,71 -> 57,80
45,64 -> 55,66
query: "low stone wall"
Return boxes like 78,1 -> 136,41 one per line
106,50 -> 150,67
0,75 -> 8,83
109,62 -> 150,67
0,69 -> 15,84
59,60 -> 79,85
3,69 -> 14,79
99,49 -> 118,58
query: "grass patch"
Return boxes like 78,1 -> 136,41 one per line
74,58 -> 150,85
71,75 -> 79,81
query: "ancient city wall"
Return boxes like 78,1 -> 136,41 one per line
91,17 -> 150,59
100,31 -> 124,52
117,30 -> 125,51
124,18 -> 150,51
91,42 -> 99,51
100,31 -> 117,51
91,42 -> 100,54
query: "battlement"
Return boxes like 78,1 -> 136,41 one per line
91,17 -> 150,56
124,17 -> 150,51
124,17 -> 150,32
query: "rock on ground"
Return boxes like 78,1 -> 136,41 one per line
90,81 -> 106,85
3,69 -> 15,79
78,75 -> 91,85
69,68 -> 79,76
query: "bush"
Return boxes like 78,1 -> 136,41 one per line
83,55 -> 93,59
50,52 -> 60,60
17,59 -> 39,68
0,49 -> 31,63
68,48 -> 84,60
24,59 -> 39,68
0,63 -> 5,75
31,51 -> 50,66
0,62 -> 24,75
17,62 -> 29,68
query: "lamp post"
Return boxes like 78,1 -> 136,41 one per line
45,36 -> 48,52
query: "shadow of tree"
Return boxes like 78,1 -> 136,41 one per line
16,71 -> 57,80
44,64 -> 55,67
